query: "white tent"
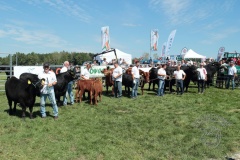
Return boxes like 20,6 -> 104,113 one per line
182,49 -> 205,59
95,49 -> 132,64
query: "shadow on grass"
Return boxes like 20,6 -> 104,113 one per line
4,108 -> 53,119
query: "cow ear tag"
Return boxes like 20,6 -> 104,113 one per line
28,80 -> 31,84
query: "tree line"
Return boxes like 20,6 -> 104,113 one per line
0,51 -> 95,66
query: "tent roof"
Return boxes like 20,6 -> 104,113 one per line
182,49 -> 205,59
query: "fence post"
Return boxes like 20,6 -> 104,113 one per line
10,54 -> 12,77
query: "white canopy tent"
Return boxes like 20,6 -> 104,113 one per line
95,49 -> 132,64
182,49 -> 205,59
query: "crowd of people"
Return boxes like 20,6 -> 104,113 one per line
38,56 -> 238,120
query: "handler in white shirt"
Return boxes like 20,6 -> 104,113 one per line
38,62 -> 58,119
131,61 -> 140,98
226,61 -> 237,90
173,66 -> 186,95
60,61 -> 74,106
157,64 -> 166,96
81,64 -> 91,80
112,63 -> 122,98
197,63 -> 207,93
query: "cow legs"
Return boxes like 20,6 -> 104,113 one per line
75,88 -> 80,103
148,82 -> 151,91
29,107 -> 33,119
79,90 -> 84,103
106,86 -> 109,94
8,100 -> 13,115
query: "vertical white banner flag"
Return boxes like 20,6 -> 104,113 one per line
101,26 -> 110,51
150,29 -> 159,51
165,30 -> 177,55
161,42 -> 166,56
217,47 -> 225,62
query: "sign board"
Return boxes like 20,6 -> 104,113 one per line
14,66 -> 44,79
80,65 -> 114,78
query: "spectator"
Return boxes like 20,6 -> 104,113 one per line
131,61 -> 140,99
118,58 -> 123,65
149,57 -> 152,64
181,60 -> 188,66
226,61 -> 237,90
157,64 -> 166,96
92,60 -> 99,66
112,62 -> 122,98
197,63 -> 207,94
122,59 -> 127,65
38,62 -> 58,119
75,65 -> 81,79
102,58 -> 108,66
173,66 -> 186,95
60,61 -> 74,106
81,64 -> 91,80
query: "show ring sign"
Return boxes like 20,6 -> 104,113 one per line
80,65 -> 114,78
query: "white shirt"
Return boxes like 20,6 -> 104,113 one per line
228,66 -> 237,75
132,66 -> 140,78
174,70 -> 186,80
158,68 -> 166,79
101,61 -> 108,66
38,71 -> 57,94
197,68 -> 207,80
81,68 -> 90,79
60,66 -> 68,73
112,66 -> 122,82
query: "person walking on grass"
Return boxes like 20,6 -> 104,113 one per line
112,62 -> 122,98
197,63 -> 207,94
173,65 -> 186,95
157,64 -> 166,96
38,62 -> 58,120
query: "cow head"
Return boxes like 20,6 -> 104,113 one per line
139,70 -> 150,83
67,67 -> 77,79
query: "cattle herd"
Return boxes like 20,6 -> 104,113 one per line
4,62 -> 224,119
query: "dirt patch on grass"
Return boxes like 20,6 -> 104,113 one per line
227,109 -> 240,113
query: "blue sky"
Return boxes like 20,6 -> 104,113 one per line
0,0 -> 240,59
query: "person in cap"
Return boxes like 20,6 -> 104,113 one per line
197,63 -> 207,94
38,62 -> 58,119
60,61 -> 74,106
226,61 -> 237,90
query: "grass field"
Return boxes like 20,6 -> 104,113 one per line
0,76 -> 240,159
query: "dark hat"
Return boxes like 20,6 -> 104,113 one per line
43,62 -> 50,67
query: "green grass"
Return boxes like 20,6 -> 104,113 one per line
0,81 -> 240,160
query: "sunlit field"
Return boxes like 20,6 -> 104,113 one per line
0,75 -> 240,159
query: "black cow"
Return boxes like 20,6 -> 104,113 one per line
165,66 -> 176,93
122,73 -> 133,96
20,73 -> 41,97
54,68 -> 76,106
5,76 -> 43,119
148,67 -> 159,91
204,62 -> 220,87
181,65 -> 198,92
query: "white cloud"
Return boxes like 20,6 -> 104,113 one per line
122,23 -> 141,27
0,24 -> 68,48
149,0 -> 236,26
201,28 -> 240,44
22,0 -> 91,23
